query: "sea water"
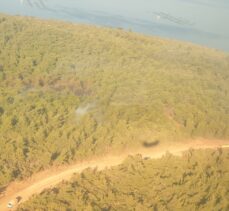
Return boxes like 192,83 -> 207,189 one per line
0,0 -> 229,51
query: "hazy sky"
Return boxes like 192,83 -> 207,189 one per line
0,0 -> 229,51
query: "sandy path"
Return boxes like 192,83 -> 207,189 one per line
0,139 -> 228,211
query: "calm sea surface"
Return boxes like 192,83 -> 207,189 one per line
0,0 -> 229,51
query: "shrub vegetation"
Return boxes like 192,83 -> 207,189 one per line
18,149 -> 229,211
0,13 -> 228,186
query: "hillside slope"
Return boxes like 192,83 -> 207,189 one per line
0,13 -> 228,186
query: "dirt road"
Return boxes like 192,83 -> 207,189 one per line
0,139 -> 228,211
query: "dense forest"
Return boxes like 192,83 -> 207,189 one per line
18,149 -> 229,211
0,13 -> 228,186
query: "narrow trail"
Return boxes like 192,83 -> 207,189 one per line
0,139 -> 228,211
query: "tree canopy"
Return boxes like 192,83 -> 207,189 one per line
0,13 -> 228,187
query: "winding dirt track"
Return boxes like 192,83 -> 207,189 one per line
0,139 -> 228,211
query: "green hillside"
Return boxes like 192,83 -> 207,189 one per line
0,13 -> 228,186
18,149 -> 229,211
